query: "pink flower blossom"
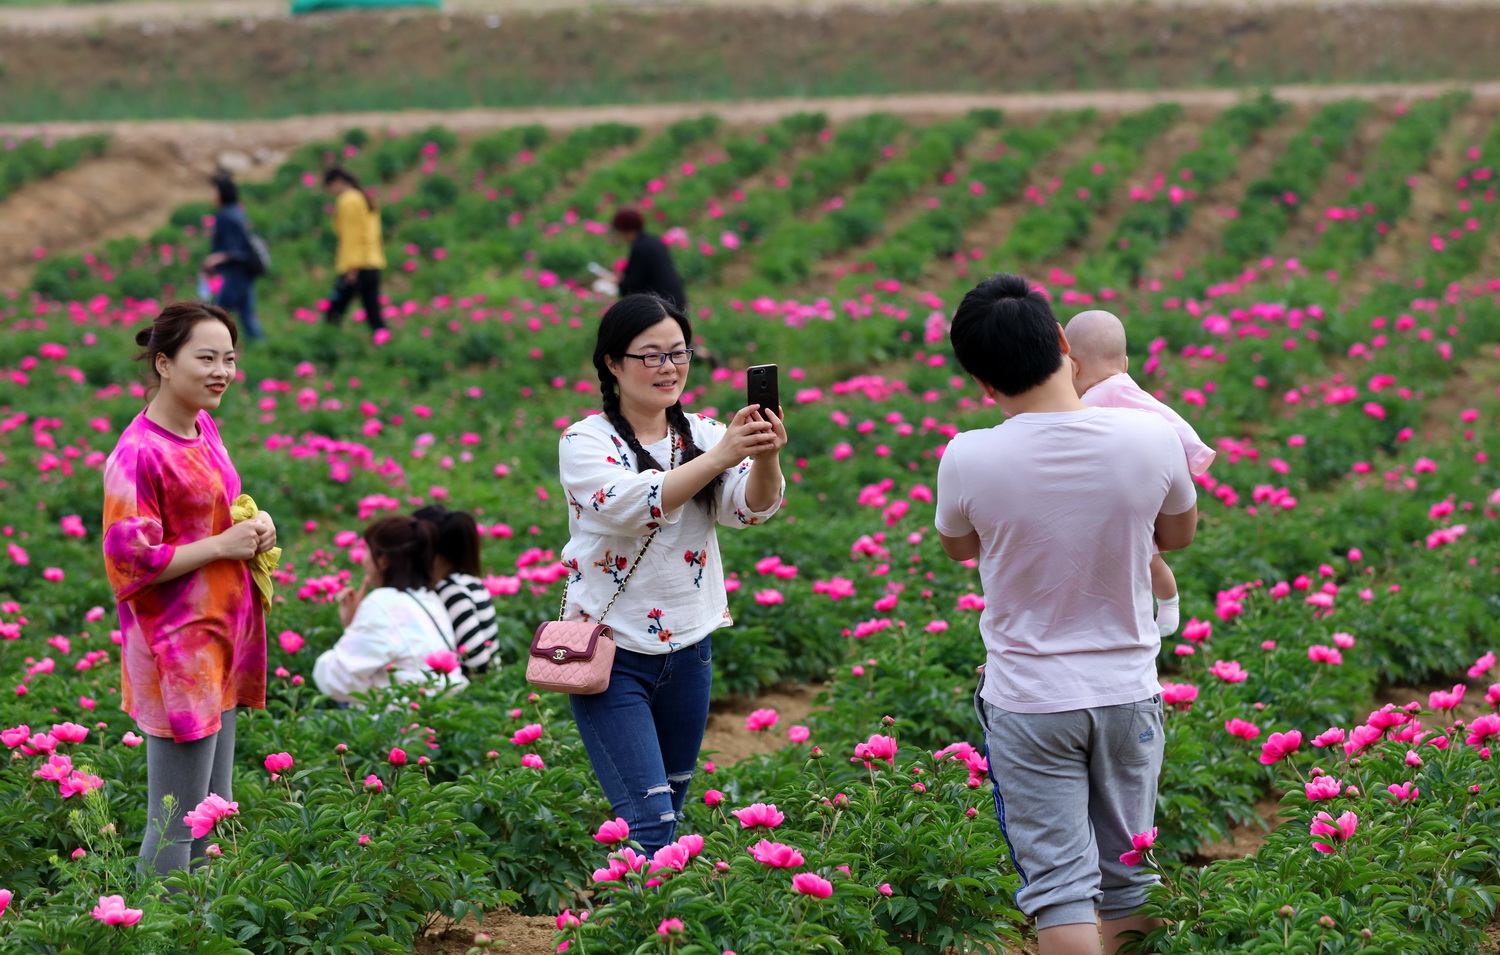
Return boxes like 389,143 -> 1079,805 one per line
510,724 -> 543,746
1259,731 -> 1303,764
657,918 -> 685,936
745,708 -> 779,732
1224,718 -> 1261,740
364,775 -> 384,792
91,895 -> 143,926
278,630 -> 305,654
1308,645 -> 1343,665
1209,660 -> 1249,683
424,650 -> 460,674
853,733 -> 898,766
593,818 -> 630,845
787,725 -> 811,743
675,834 -> 704,858
1305,776 -> 1342,800
1118,827 -> 1158,866
1469,651 -> 1496,679
264,752 -> 294,777
50,722 -> 88,744
1311,727 -> 1346,748
388,747 -> 408,766
731,802 -> 785,829
1428,684 -> 1465,710
1309,810 -> 1358,853
703,789 -> 725,807
878,883 -> 893,896
0,888 -> 11,918
1465,714 -> 1500,747
648,842 -> 691,876
520,753 -> 545,769
1181,619 -> 1212,643
749,839 -> 805,868
182,794 -> 239,839
791,872 -> 834,898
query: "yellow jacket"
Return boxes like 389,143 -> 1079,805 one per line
333,189 -> 387,273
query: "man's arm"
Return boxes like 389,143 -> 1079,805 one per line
939,530 -> 981,561
1154,504 -> 1198,552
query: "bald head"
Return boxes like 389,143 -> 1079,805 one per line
1064,309 -> 1129,396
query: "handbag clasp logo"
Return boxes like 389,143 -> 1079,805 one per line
553,648 -> 568,661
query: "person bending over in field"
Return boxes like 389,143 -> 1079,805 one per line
312,516 -> 468,705
558,293 -> 785,856
936,274 -> 1197,955
413,505 -> 502,674
1065,309 -> 1215,638
103,302 -> 274,876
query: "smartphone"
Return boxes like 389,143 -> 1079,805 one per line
746,363 -> 780,418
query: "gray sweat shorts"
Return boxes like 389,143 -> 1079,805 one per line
974,672 -> 1164,930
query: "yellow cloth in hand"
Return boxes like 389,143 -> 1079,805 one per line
231,494 -> 281,611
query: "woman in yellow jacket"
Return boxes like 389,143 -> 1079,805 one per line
322,167 -> 388,335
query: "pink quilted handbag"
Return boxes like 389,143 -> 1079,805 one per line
525,621 -> 616,694
526,525 -> 660,696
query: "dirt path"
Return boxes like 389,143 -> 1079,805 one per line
6,0 -> 1489,35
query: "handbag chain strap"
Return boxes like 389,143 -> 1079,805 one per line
556,426 -> 673,625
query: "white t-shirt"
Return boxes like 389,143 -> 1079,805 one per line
558,413 -> 782,654
935,407 -> 1196,714
312,587 -> 468,704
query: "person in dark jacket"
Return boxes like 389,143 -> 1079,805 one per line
612,208 -> 687,312
201,175 -> 264,342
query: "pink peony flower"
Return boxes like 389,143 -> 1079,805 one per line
675,833 -> 704,858
1385,782 -> 1420,804
1209,660 -> 1249,683
1311,727 -> 1346,748
91,895 -> 143,926
1259,731 -> 1303,765
122,732 -> 144,747
703,789 -> 724,807
853,733 -> 898,766
787,725 -> 811,743
1309,810 -> 1358,853
510,724 -> 543,746
745,708 -> 779,732
182,794 -> 239,839
520,753 -> 545,769
277,630 -> 305,654
749,839 -> 805,868
0,887 -> 11,918
388,747 -> 408,766
1224,718 -> 1261,740
1466,714 -> 1500,747
424,650 -> 460,674
1118,827 -> 1158,866
657,918 -> 685,936
731,802 -> 785,829
364,775 -> 384,792
264,752 -> 294,776
791,872 -> 834,898
648,843 -> 691,876
593,818 -> 631,846
1428,684 -> 1465,710
50,722 -> 88,744
878,883 -> 893,896
1305,776 -> 1342,801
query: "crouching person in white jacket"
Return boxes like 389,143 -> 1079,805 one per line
314,516 -> 469,705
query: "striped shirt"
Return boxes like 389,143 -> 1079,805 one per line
433,573 -> 500,673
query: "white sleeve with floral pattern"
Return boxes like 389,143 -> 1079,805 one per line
559,423 -> 683,538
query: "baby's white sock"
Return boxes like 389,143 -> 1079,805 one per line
1156,595 -> 1180,637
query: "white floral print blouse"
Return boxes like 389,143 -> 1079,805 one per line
557,413 -> 782,655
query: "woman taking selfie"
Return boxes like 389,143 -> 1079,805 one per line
558,293 -> 786,855
103,302 -> 274,875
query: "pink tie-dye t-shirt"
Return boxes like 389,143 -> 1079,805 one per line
102,410 -> 266,742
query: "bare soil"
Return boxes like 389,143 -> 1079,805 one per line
6,1 -> 1500,123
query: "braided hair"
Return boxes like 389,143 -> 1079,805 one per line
594,294 -> 718,512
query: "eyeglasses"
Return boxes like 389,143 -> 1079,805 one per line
623,349 -> 694,367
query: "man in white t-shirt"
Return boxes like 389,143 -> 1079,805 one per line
935,273 -> 1197,955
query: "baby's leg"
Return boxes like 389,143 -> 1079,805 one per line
1151,554 -> 1179,637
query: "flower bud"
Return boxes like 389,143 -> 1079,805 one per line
1279,906 -> 1295,919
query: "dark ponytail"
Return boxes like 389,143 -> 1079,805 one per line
364,515 -> 437,590
594,294 -> 717,512
324,166 -> 377,211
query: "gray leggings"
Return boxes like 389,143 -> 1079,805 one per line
139,709 -> 238,877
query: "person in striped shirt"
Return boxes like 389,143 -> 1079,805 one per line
415,505 -> 500,673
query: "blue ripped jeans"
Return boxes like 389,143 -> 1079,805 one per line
571,636 -> 712,856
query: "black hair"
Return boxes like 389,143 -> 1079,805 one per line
323,166 -> 377,211
593,294 -> 716,511
412,505 -> 482,578
212,174 -> 239,206
611,208 -> 645,234
949,273 -> 1063,397
363,516 -> 437,591
133,302 -> 239,394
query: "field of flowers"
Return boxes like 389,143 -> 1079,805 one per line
2,93 -> 1500,953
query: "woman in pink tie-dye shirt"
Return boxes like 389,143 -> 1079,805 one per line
102,302 -> 276,876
